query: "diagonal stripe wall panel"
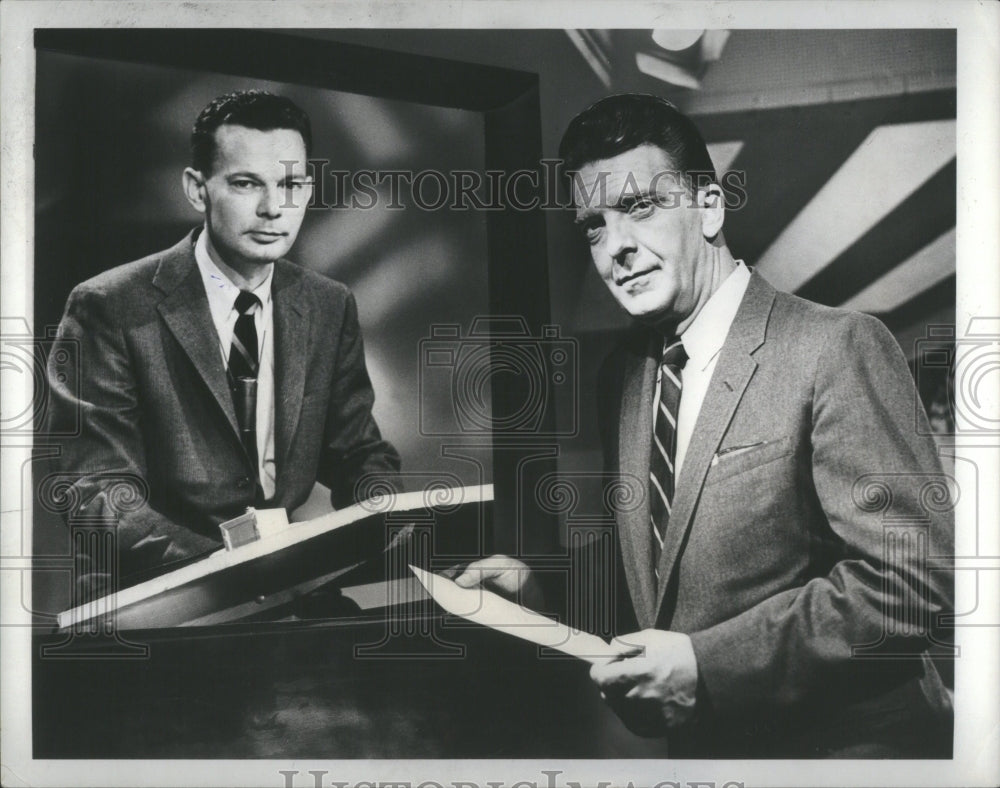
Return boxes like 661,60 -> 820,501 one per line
796,159 -> 955,306
841,227 -> 955,314
755,119 -> 956,293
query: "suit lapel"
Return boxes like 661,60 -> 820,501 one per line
153,233 -> 239,437
654,273 -> 776,616
617,335 -> 660,629
272,261 -> 307,479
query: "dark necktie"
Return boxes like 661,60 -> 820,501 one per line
229,290 -> 260,470
650,338 -> 687,573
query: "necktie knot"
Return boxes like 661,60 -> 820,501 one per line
662,339 -> 688,370
235,290 -> 260,316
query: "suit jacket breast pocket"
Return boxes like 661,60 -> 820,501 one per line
704,435 -> 795,487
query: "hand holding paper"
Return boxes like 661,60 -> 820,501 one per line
410,565 -> 621,664
589,628 -> 699,736
450,554 -> 545,612
411,564 -> 699,737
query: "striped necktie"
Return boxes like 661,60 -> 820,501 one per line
650,338 -> 687,572
229,290 -> 260,379
229,290 -> 260,469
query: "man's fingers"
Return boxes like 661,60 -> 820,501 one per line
452,568 -> 480,587
610,635 -> 646,658
450,555 -> 526,589
439,563 -> 464,580
451,559 -> 506,588
590,656 -> 643,692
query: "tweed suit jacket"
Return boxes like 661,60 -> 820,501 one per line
47,231 -> 400,587
596,271 -> 954,757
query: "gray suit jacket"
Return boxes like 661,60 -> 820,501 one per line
47,231 -> 400,587
597,271 -> 953,756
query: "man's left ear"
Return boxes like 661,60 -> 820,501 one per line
697,183 -> 725,240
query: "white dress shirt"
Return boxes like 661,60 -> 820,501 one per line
194,231 -> 277,499
653,261 -> 751,481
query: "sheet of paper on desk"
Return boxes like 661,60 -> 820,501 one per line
409,565 -> 621,664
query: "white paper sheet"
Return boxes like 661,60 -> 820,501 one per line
409,565 -> 621,664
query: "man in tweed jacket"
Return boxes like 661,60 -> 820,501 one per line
458,94 -> 953,757
47,91 -> 399,591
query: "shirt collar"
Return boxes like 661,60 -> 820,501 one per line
677,261 -> 751,372
194,228 -> 274,315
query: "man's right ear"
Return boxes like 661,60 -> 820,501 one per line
182,168 -> 208,214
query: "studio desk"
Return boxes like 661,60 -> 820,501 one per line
33,490 -> 670,758
33,596 -> 670,759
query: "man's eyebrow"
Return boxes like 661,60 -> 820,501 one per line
223,170 -> 312,184
572,190 -> 652,222
618,189 -> 655,208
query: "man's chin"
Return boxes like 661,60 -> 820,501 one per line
620,298 -> 675,326
240,244 -> 290,264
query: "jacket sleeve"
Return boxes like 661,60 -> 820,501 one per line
46,285 -> 220,588
316,290 -> 402,509
687,312 -> 954,715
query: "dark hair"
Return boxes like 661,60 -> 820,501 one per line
191,90 -> 312,174
558,93 -> 717,191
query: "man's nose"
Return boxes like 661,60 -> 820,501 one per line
257,185 -> 282,219
605,215 -> 637,268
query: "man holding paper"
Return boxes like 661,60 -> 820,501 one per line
47,90 -> 400,592
455,94 -> 953,757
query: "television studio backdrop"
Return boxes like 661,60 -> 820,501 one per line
29,28 -> 956,758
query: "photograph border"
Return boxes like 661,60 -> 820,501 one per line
3,2 -> 998,787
